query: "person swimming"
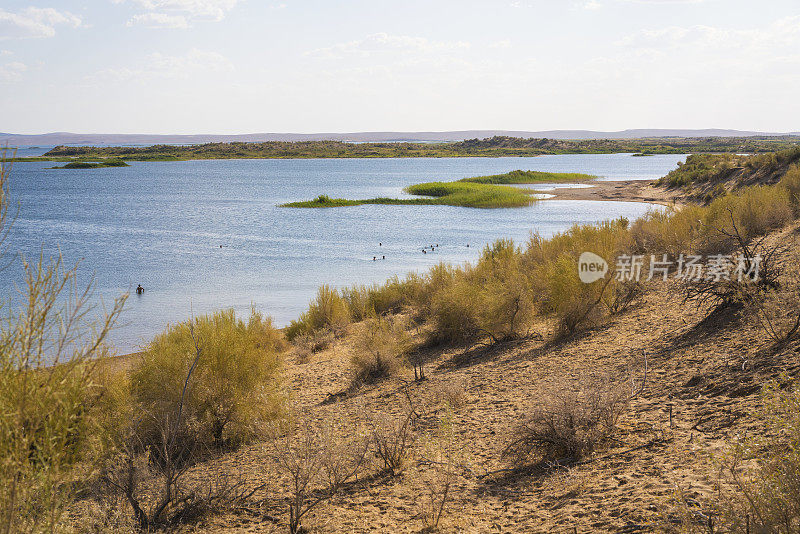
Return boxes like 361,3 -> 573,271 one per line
136,284 -> 144,294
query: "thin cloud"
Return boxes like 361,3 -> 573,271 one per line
127,12 -> 189,29
118,0 -> 240,28
0,7 -> 83,40
305,33 -> 470,59
0,61 -> 27,82
88,48 -> 233,83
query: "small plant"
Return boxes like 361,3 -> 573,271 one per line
349,315 -> 409,387
370,411 -> 416,476
502,378 -> 628,466
271,418 -> 369,534
716,381 -> 800,533
414,410 -> 466,532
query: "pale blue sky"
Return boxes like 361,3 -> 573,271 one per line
1,0 -> 798,134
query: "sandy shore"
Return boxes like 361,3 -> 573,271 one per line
536,179 -> 683,209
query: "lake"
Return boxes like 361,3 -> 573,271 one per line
1,153 -> 683,353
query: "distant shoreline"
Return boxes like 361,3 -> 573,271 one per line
6,136 -> 796,162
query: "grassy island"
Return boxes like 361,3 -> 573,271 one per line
281,170 -> 596,209
51,159 -> 130,169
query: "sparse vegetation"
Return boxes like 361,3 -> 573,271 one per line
717,382 -> 800,533
271,418 -> 370,534
502,378 -> 628,466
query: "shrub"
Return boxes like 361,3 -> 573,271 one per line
370,410 -> 416,476
130,309 -> 284,449
525,220 -> 632,336
350,315 -> 409,386
414,412 -> 463,531
630,205 -> 705,256
425,240 -> 535,345
782,164 -> 800,215
468,239 -> 535,340
271,418 -> 369,534
744,269 -> 800,346
701,185 -> 793,253
717,382 -> 800,532
0,159 -> 126,534
286,284 -> 350,340
427,272 -> 482,344
502,378 -> 628,466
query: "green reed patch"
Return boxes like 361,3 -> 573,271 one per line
281,170 -> 595,209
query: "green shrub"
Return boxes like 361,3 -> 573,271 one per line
525,220 -> 631,336
782,164 -> 800,215
131,309 -> 284,448
467,239 -> 534,340
286,284 -> 350,340
701,185 -> 793,253
630,206 -> 705,256
0,159 -> 126,534
428,273 -> 482,344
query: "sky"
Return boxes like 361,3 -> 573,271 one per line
0,0 -> 798,134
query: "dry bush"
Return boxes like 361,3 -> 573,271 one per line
414,413 -> 464,531
433,379 -> 468,410
0,160 -> 128,534
502,378 -> 629,466
745,274 -> 800,346
349,315 -> 409,387
286,284 -> 350,340
291,329 -> 335,363
370,410 -> 416,475
271,418 -> 370,534
716,382 -> 800,533
131,308 -> 284,450
603,279 -> 643,315
683,213 -> 782,312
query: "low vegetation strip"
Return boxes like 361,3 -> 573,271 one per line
281,170 -> 595,209
25,135 -> 800,161
459,169 -> 596,184
51,159 -> 130,169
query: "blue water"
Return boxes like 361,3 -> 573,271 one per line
0,154 -> 683,353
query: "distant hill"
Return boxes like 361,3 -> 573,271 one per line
2,129 -> 799,147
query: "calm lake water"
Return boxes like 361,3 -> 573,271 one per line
1,153 -> 684,353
